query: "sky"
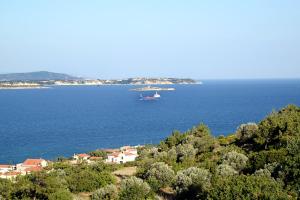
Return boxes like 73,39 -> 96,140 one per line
0,0 -> 299,79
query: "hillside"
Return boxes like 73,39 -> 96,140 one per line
0,71 -> 80,81
1,105 -> 299,199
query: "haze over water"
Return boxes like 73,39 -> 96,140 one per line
0,79 -> 300,163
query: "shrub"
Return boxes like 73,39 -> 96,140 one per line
145,162 -> 175,190
174,167 -> 211,193
119,177 -> 151,200
221,151 -> 248,172
216,164 -> 238,176
91,184 -> 118,200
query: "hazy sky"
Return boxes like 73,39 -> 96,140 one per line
0,0 -> 299,79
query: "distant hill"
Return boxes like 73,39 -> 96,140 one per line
0,71 -> 80,81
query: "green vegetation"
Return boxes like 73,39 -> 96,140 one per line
1,104 -> 300,199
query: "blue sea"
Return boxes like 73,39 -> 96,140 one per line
0,80 -> 300,163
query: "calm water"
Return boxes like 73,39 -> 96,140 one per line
0,80 -> 300,163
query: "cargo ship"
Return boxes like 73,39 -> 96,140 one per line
140,92 -> 161,100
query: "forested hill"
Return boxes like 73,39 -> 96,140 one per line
0,71 -> 80,81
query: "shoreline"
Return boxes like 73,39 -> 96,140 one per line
0,83 -> 202,90
0,86 -> 49,90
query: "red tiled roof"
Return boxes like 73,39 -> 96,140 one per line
24,166 -> 43,172
77,153 -> 90,158
108,152 -> 121,157
4,171 -> 21,176
0,164 -> 13,168
23,159 -> 45,166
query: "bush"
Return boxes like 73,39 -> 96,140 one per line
48,189 -> 73,200
66,169 -> 115,192
209,175 -> 292,200
221,151 -> 248,172
119,177 -> 151,200
174,167 -> 211,199
216,164 -> 238,176
145,162 -> 175,190
176,144 -> 197,162
91,184 -> 118,200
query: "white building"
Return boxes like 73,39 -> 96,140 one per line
0,164 -> 15,174
0,171 -> 21,180
16,158 -> 48,173
106,146 -> 138,164
0,159 -> 48,179
73,153 -> 90,161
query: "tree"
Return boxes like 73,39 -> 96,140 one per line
221,151 -> 248,172
189,124 -> 211,138
174,167 -> 211,199
89,150 -> 107,158
66,169 -> 115,192
119,177 -> 151,200
209,175 -> 292,200
48,189 -> 73,200
176,144 -> 197,162
146,162 -> 175,191
162,130 -> 187,148
253,105 -> 300,150
0,178 -> 13,199
281,136 -> 300,196
91,184 -> 118,200
236,123 -> 258,145
216,164 -> 238,176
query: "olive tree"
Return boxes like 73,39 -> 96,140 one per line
176,144 -> 197,162
119,177 -> 151,200
236,123 -> 258,142
91,184 -> 118,200
216,164 -> 238,176
146,162 -> 175,190
221,151 -> 248,172
174,167 -> 211,193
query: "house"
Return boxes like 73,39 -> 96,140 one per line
0,158 -> 47,179
24,166 -> 43,173
0,164 -> 15,173
22,159 -> 48,167
16,158 -> 48,173
0,171 -> 21,180
106,146 -> 139,164
73,153 -> 90,161
121,146 -> 138,155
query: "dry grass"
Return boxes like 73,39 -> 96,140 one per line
113,166 -> 137,177
73,192 -> 91,200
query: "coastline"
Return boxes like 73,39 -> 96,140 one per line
0,83 -> 202,89
0,86 -> 49,90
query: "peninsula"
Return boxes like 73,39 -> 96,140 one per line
0,71 -> 200,89
0,82 -> 45,89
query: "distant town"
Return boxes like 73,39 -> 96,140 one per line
0,71 -> 200,89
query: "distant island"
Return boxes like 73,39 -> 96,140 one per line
0,71 -> 200,89
0,71 -> 80,81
